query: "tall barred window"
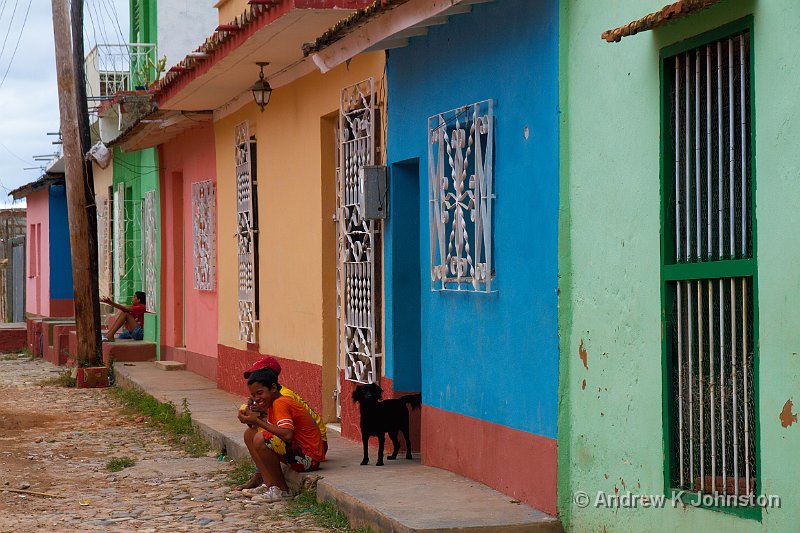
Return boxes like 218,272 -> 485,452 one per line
662,27 -> 756,503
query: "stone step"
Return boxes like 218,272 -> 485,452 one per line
102,340 -> 156,364
0,322 -> 26,353
154,360 -> 186,371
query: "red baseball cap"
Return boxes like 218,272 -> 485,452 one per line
243,356 -> 282,379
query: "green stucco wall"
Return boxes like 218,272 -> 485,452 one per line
130,0 -> 157,44
559,1 -> 800,530
112,146 -> 160,355
115,1 -> 161,354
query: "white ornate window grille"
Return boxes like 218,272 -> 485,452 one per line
236,121 -> 257,343
337,78 -> 380,384
113,186 -> 126,301
113,185 -> 143,304
192,180 -> 216,291
143,190 -> 157,313
428,99 -> 495,292
96,196 -> 111,297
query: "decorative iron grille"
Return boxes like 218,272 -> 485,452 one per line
84,43 -> 156,103
113,186 -> 126,301
236,121 -> 257,343
96,196 -> 113,298
192,180 -> 216,291
143,190 -> 157,313
666,31 -> 755,499
113,185 -> 143,304
337,78 -> 380,384
428,100 -> 495,292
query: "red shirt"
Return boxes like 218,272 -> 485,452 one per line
268,396 -> 326,461
130,304 -> 146,328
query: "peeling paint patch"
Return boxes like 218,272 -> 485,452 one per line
579,339 -> 588,369
780,399 -> 797,428
582,379 -> 586,390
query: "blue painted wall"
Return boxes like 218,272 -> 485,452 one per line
385,0 -> 560,438
48,184 -> 74,299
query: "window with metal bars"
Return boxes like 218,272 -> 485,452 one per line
132,0 -> 142,43
662,26 -> 757,504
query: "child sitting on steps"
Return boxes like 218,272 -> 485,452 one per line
101,291 -> 146,342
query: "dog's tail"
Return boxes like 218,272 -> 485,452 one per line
399,393 -> 422,410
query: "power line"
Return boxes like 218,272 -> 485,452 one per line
84,0 -> 102,51
87,0 -> 112,50
0,0 -> 20,68
0,140 -> 33,167
0,0 -> 10,28
0,0 -> 31,91
99,0 -> 127,46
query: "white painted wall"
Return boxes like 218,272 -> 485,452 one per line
158,1 -> 216,69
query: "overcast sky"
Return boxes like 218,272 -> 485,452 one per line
0,0 -> 129,206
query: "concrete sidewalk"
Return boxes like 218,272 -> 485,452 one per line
114,361 -> 561,533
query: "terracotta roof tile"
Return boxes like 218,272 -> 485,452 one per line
151,1 -> 286,100
602,0 -> 721,43
302,0 -> 410,56
9,174 -> 64,200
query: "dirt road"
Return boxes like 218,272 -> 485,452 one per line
0,356 -> 330,532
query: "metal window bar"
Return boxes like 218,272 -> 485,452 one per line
192,180 -> 216,291
429,100 -> 495,292
99,72 -> 130,97
113,187 -> 125,301
236,121 -> 257,343
668,32 -> 754,498
85,44 -> 157,97
111,186 -> 143,304
143,191 -> 158,313
338,78 -> 380,384
96,197 -> 112,298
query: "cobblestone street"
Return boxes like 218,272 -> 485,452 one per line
0,356 -> 333,533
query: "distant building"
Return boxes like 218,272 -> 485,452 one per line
0,207 -> 26,322
9,174 -> 74,319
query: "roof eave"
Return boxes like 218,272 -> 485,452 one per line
601,0 -> 722,43
151,0 -> 372,111
9,174 -> 64,200
307,0 -> 478,73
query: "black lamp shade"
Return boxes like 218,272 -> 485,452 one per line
252,78 -> 272,111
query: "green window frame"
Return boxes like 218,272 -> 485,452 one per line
660,17 -> 760,520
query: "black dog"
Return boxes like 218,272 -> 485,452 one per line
352,383 -> 421,466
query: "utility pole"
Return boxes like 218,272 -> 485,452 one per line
51,0 -> 102,365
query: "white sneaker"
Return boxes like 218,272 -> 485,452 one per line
242,484 -> 269,495
252,485 -> 290,502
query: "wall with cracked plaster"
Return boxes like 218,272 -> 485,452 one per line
559,0 -> 800,530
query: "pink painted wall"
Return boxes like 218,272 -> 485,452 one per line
159,124 -> 218,362
25,189 -> 49,316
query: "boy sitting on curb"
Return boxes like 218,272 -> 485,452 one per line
236,356 -> 328,490
238,368 -> 326,501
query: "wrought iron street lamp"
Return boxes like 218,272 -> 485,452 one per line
251,62 -> 272,112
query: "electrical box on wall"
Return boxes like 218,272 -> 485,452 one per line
358,165 -> 389,220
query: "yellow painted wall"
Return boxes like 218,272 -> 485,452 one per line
215,52 -> 385,369
92,160 -> 115,302
215,0 -> 249,25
